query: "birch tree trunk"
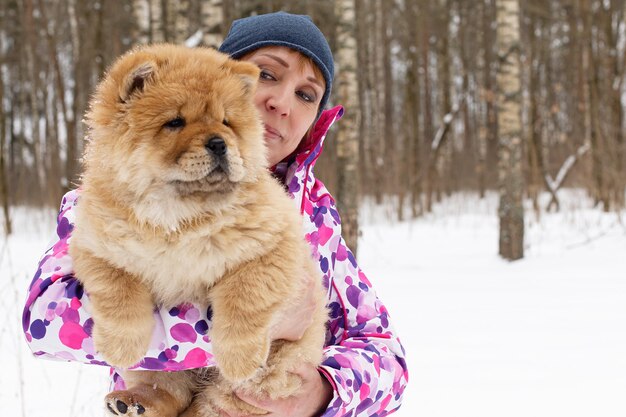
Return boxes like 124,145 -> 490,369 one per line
604,0 -> 624,208
39,0 -> 78,191
420,1 -> 434,211
582,0 -> 607,209
202,0 -> 224,48
404,0 -> 422,218
133,0 -> 150,44
367,0 -> 383,203
458,0 -> 477,191
615,0 -> 626,208
174,0 -> 190,44
425,0 -> 453,211
527,11 -> 543,214
381,1 -> 394,197
0,67 -> 11,235
372,0 -> 385,203
335,0 -> 360,255
44,65 -> 63,207
496,0 -> 524,261
479,0 -> 498,197
619,4 -> 626,207
356,0 -> 372,206
149,0 -> 164,42
21,0 -> 44,203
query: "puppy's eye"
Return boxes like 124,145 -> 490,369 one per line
164,117 -> 186,129
223,118 -> 231,127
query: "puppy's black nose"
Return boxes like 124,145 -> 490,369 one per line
206,137 -> 227,157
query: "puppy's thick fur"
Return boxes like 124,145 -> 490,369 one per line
68,44 -> 327,417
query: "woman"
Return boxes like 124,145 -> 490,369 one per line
23,12 -> 408,417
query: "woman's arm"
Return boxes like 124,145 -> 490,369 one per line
23,190 -> 216,372
233,185 -> 409,417
228,236 -> 408,417
318,237 -> 408,417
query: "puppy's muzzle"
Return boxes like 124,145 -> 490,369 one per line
205,136 -> 227,158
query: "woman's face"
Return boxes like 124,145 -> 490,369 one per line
242,46 -> 325,167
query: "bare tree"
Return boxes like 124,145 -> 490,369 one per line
133,0 -> 151,44
582,0 -> 606,209
334,0 -> 360,254
602,0 -> 625,208
39,0 -> 79,192
457,0 -> 478,192
525,0 -> 547,214
21,0 -> 45,203
0,61 -> 11,235
420,0 -> 435,211
149,0 -> 165,42
479,0 -> 499,197
381,0 -> 395,198
174,0 -> 190,43
496,0 -> 524,260
355,0 -> 371,202
371,0 -> 385,203
401,0 -> 422,219
424,0 -> 449,212
357,0 -> 381,203
202,0 -> 224,48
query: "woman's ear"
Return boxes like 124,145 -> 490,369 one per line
223,60 -> 260,95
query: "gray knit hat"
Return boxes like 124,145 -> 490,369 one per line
219,12 -> 334,115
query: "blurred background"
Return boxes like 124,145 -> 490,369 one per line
1,0 -> 625,257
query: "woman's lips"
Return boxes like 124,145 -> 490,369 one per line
264,124 -> 283,140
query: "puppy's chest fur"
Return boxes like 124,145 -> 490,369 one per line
74,195 -> 282,307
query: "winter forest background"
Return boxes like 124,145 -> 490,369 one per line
2,0 -> 626,258
1,1 -> 626,416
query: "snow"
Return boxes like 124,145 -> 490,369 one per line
2,190 -> 625,417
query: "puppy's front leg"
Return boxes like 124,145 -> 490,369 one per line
209,258 -> 294,384
72,250 -> 155,369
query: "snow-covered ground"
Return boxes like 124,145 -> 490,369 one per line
2,190 -> 625,417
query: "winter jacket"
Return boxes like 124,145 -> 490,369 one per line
22,106 -> 408,416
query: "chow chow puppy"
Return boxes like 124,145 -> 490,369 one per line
68,44 -> 327,417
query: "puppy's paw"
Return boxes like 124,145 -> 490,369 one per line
105,391 -> 150,417
94,321 -> 153,369
105,384 -> 185,417
214,338 -> 270,383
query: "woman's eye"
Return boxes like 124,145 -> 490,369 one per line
260,70 -> 275,81
297,91 -> 315,103
164,116 -> 186,129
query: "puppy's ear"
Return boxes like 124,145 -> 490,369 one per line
224,60 -> 260,95
119,62 -> 156,103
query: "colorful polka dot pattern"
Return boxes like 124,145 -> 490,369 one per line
22,107 -> 408,416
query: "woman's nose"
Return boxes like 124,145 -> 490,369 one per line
266,90 -> 291,117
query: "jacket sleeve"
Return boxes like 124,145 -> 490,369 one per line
317,237 -> 408,417
22,190 -> 216,373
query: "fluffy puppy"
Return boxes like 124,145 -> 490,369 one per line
68,44 -> 327,417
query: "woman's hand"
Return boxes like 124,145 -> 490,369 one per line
220,363 -> 333,417
269,274 -> 318,341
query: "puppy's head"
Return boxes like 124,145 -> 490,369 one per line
83,44 -> 266,225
